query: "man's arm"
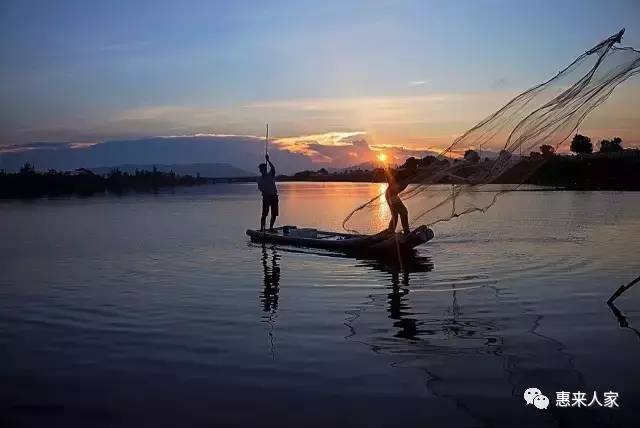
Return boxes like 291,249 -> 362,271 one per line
266,155 -> 276,176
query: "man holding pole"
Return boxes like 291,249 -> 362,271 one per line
257,125 -> 278,232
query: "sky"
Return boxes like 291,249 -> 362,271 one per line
1,0 -> 639,169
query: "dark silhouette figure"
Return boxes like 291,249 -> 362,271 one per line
384,166 -> 415,234
257,154 -> 278,232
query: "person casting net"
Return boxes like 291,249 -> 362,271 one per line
343,29 -> 640,234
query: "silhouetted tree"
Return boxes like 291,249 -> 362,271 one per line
540,144 -> 555,158
570,134 -> 592,155
613,136 -> 623,147
419,155 -> 438,168
317,167 -> 328,175
19,163 -> 36,175
0,166 -> 206,198
599,137 -> 623,153
463,149 -> 480,163
402,156 -> 419,170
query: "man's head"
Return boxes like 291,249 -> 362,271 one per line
258,163 -> 267,175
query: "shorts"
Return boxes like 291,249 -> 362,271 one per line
390,200 -> 407,216
262,195 -> 279,217
385,195 -> 407,213
386,195 -> 407,216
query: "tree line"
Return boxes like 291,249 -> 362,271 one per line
282,134 -> 639,190
0,165 -> 207,198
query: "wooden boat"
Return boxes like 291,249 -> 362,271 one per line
246,225 -> 434,255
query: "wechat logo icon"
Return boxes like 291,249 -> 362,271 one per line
524,387 -> 549,410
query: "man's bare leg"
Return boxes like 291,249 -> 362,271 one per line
388,211 -> 398,233
400,212 -> 410,234
395,202 -> 410,234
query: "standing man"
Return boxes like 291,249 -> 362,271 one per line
257,154 -> 278,232
384,167 -> 411,235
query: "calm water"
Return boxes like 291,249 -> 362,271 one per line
1,183 -> 639,427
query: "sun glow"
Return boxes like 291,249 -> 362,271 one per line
377,152 -> 388,162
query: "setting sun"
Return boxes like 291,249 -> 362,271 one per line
377,152 -> 388,162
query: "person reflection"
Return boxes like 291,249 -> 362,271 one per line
387,269 -> 418,340
359,254 -> 432,341
261,244 -> 280,313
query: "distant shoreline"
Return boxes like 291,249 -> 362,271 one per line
0,166 -> 209,199
2,151 -> 639,198
275,180 -> 637,192
277,152 -> 640,192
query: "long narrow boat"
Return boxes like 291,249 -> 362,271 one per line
246,225 -> 434,255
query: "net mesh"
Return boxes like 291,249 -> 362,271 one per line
343,30 -> 640,233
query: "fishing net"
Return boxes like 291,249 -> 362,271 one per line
343,29 -> 640,233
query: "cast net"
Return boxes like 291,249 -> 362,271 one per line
343,29 -> 640,233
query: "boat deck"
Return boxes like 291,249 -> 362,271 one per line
246,225 -> 434,255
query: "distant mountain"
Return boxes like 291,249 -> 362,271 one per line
0,136 -> 317,175
90,163 -> 253,178
0,135 -> 436,175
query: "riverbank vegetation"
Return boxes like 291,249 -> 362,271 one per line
0,165 -> 207,198
281,135 -> 640,191
2,136 -> 639,198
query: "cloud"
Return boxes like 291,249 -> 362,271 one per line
0,132 -> 439,173
273,131 -> 367,158
245,95 -> 448,112
113,105 -> 218,123
0,91 -> 521,147
3,79 -> 638,153
0,131 -> 444,169
409,80 -> 429,86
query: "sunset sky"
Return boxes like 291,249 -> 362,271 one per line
1,0 -> 639,169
